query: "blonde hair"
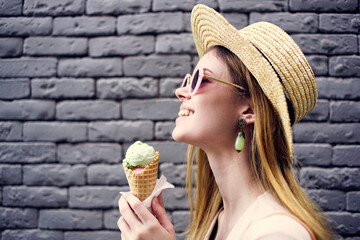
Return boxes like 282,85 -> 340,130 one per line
185,46 -> 334,240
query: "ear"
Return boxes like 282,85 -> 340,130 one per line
238,100 -> 255,125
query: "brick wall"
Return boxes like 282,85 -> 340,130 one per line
0,0 -> 359,239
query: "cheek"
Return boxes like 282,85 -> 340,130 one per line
196,97 -> 238,134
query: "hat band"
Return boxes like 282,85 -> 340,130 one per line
251,44 -> 295,126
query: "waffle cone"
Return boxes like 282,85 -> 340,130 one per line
123,152 -> 159,201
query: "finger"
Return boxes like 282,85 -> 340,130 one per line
117,216 -> 130,239
125,192 -> 156,223
119,194 -> 143,229
158,193 -> 165,209
152,196 -> 175,234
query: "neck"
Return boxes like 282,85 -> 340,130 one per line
203,141 -> 263,237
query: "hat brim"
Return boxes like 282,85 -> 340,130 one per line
191,4 -> 293,158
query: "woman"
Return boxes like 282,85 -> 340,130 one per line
118,4 -> 334,240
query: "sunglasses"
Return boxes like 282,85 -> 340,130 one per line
182,68 -> 246,96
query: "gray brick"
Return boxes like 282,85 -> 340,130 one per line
160,78 -> 182,97
330,56 -> 360,77
117,12 -> 183,35
0,100 -> 55,120
176,233 -> 186,240
97,78 -> 158,99
330,101 -> 360,123
88,120 -> 153,142
69,186 -> 120,208
156,34 -> 196,54
89,36 -> 154,57
32,78 -> 94,99
300,167 -> 360,190
135,141 -> 187,164
307,189 -> 346,211
122,99 -> 180,120
223,13 -> 249,30
39,209 -> 102,230
2,230 -> 63,240
0,143 -> 56,164
23,164 -> 86,186
0,207 -> 38,229
302,99 -> 329,122
333,145 -> 360,167
293,34 -> 358,55
0,164 -> 22,185
124,55 -> 191,77
0,58 -> 56,77
159,163 -> 186,186
87,164 -> 127,185
219,0 -> 288,12
191,56 -> 199,69
58,143 -> 122,164
0,0 -> 22,16
53,16 -> 115,36
320,14 -> 360,33
172,211 -> 190,232
0,122 -> 22,141
293,143 -> 332,166
87,0 -> 151,15
24,37 -> 87,56
326,212 -> 360,235
347,192 -> 360,212
0,79 -> 30,99
317,77 -> 360,100
23,122 -> 87,142
162,187 -> 188,210
250,13 -> 318,33
293,123 -> 360,144
24,0 -> 85,16
58,58 -> 122,77
3,186 -> 67,207
183,12 -> 191,32
153,0 -> 218,11
0,38 -> 22,57
0,17 -> 52,36
103,209 -> 119,230
56,100 -> 120,120
306,55 -> 328,76
290,0 -> 358,12
64,231 -> 121,240
155,121 -> 176,140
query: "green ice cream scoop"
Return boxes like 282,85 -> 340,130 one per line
123,141 -> 156,169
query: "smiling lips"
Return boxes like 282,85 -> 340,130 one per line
178,109 -> 194,117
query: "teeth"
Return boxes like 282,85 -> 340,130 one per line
178,109 -> 194,117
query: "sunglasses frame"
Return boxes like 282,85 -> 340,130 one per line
182,68 -> 246,96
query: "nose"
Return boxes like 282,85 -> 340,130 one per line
175,83 -> 191,101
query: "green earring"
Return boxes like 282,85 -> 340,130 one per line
235,119 -> 246,152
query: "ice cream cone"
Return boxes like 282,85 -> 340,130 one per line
123,152 -> 159,201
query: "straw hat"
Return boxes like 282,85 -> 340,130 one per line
191,4 -> 317,159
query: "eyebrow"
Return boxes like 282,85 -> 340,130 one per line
203,68 -> 214,75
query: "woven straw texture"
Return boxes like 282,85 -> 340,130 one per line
123,152 -> 159,201
191,4 -> 317,160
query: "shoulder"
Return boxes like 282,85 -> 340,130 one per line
244,214 -> 312,240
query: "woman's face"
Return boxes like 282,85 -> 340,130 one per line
172,49 -> 248,151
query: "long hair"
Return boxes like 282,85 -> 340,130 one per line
185,46 -> 334,240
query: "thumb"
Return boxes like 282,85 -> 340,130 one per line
152,195 -> 174,234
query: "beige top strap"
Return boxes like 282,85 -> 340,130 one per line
264,212 -> 316,240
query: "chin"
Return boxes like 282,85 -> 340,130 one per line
172,127 -> 203,148
172,128 -> 185,143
